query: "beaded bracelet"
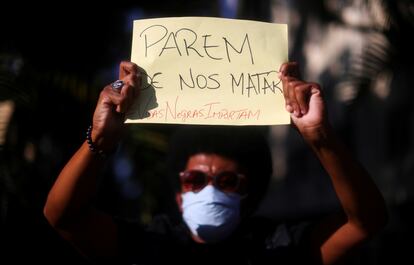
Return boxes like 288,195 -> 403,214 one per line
86,125 -> 108,159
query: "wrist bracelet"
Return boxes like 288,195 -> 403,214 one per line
86,125 -> 108,159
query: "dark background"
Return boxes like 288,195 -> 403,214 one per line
1,1 -> 413,264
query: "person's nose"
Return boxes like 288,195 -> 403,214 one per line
206,175 -> 214,187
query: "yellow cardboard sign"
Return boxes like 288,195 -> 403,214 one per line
126,17 -> 289,125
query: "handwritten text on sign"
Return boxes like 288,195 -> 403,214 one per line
126,17 -> 289,125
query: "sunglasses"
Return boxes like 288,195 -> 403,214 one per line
179,170 -> 246,194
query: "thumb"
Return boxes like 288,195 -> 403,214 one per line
279,61 -> 300,79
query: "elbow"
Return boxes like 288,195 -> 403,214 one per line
43,203 -> 59,228
43,197 -> 67,229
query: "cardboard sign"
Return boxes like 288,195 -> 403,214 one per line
126,17 -> 289,125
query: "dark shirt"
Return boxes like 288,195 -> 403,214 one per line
115,214 -> 313,265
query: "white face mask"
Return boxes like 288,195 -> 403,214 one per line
181,185 -> 241,243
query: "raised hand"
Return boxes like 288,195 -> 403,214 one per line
91,61 -> 140,152
279,62 -> 328,142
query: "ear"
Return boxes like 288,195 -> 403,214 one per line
175,192 -> 183,212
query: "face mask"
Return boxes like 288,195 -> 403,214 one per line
181,185 -> 241,243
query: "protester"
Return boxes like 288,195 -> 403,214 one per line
44,61 -> 387,264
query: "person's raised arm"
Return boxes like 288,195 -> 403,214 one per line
280,62 -> 388,265
43,61 -> 140,258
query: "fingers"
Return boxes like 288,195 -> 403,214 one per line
119,61 -> 139,79
111,62 -> 141,113
100,76 -> 139,114
121,71 -> 141,98
279,61 -> 300,79
98,61 -> 141,115
99,85 -> 126,112
279,61 -> 323,117
282,76 -> 315,117
119,60 -> 141,98
117,84 -> 133,113
308,82 -> 322,96
295,84 -> 312,115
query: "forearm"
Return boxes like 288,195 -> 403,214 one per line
43,142 -> 106,227
305,125 -> 388,233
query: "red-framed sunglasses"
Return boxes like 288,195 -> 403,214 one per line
179,170 -> 246,194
